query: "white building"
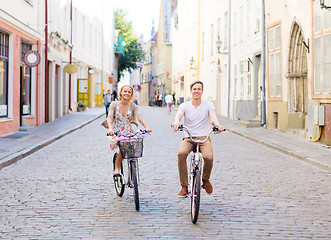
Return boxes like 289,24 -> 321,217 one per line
199,0 -> 263,121
72,0 -> 115,108
171,0 -> 199,104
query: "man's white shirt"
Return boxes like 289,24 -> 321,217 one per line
179,100 -> 215,137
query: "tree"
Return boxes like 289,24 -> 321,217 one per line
115,9 -> 145,80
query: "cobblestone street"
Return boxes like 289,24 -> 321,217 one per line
0,106 -> 330,239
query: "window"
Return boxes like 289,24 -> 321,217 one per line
234,64 -> 238,97
239,6 -> 243,43
202,32 -> 205,61
255,0 -> 260,34
313,0 -> 331,95
89,24 -> 92,53
234,11 -> 237,45
247,0 -> 251,38
21,42 -> 32,115
224,12 -> 228,49
0,31 -> 9,117
248,62 -> 252,97
268,25 -> 281,98
211,24 -> 214,56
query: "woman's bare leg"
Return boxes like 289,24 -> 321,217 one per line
114,150 -> 123,174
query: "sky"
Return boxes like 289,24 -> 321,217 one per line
73,0 -> 160,42
114,0 -> 160,41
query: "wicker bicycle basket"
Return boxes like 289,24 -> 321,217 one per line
119,137 -> 144,159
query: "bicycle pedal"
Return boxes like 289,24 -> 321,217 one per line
113,174 -> 122,180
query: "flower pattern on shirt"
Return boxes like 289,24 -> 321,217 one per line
108,104 -> 134,150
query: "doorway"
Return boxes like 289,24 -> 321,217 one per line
20,65 -> 31,126
254,54 -> 262,119
77,78 -> 89,107
287,22 -> 308,128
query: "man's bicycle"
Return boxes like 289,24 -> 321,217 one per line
109,130 -> 146,211
176,125 -> 224,224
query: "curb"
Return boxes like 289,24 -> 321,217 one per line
227,129 -> 331,172
0,114 -> 104,170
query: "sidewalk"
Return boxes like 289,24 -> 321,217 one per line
219,116 -> 331,171
0,106 -> 330,171
0,107 -> 105,169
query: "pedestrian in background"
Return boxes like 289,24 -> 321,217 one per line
112,88 -> 118,101
156,91 -> 160,106
159,92 -> 163,107
103,89 -> 112,117
165,92 -> 173,113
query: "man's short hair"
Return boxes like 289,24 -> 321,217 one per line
190,81 -> 204,90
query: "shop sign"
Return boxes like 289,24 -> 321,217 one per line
24,50 -> 40,67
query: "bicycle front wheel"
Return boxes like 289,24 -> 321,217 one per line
113,152 -> 125,197
130,160 -> 139,211
191,168 -> 201,224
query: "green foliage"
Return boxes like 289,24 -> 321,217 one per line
115,9 -> 145,80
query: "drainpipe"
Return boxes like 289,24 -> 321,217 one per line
68,0 -> 73,111
261,0 -> 266,126
44,0 -> 49,122
227,0 -> 231,118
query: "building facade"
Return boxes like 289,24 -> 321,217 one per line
266,0 -> 331,144
141,33 -> 157,106
156,0 -> 172,101
0,0 -> 43,136
171,0 -> 198,104
0,0 -> 115,137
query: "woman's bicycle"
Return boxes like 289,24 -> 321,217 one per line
176,125 -> 224,224
109,130 -> 146,211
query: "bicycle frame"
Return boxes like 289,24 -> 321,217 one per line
176,125 -> 222,223
122,157 -> 140,187
111,130 -> 146,211
188,146 -> 202,197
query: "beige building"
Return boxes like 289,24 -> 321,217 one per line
141,33 -> 157,106
266,0 -> 331,145
156,0 -> 172,101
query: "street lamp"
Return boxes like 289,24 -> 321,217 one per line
190,57 -> 197,69
215,35 -> 228,54
320,0 -> 331,9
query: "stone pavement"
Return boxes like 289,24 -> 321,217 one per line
1,105 -> 330,239
0,107 -> 106,169
0,106 -> 330,171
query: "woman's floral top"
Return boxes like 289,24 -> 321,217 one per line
108,104 -> 134,150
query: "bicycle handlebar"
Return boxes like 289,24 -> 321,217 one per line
107,129 -> 147,137
174,124 -> 225,144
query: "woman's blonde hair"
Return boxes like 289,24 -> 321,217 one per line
118,85 -> 135,102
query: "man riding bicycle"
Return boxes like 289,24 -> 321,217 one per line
172,81 -> 225,197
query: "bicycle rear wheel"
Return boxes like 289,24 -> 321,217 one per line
113,152 -> 125,197
191,168 -> 201,224
130,160 -> 139,211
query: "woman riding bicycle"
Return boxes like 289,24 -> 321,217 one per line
106,85 -> 152,176
172,81 -> 225,197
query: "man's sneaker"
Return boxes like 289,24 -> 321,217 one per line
177,186 -> 188,198
202,180 -> 213,194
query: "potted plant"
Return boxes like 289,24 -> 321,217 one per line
77,102 -> 86,112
